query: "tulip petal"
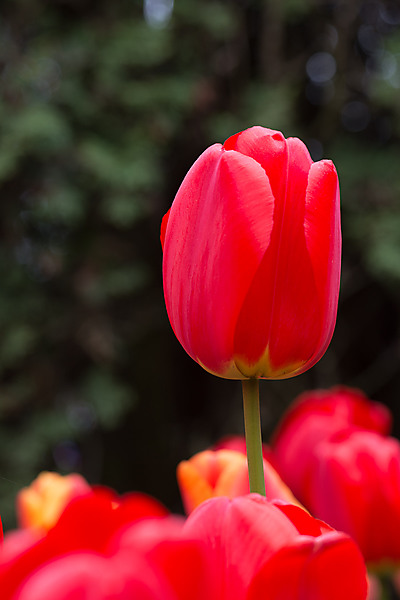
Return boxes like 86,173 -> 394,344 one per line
17,472 -> 91,532
177,458 -> 216,514
224,127 -> 311,206
233,137 -> 340,377
273,502 -> 330,537
246,533 -> 367,600
177,449 -> 301,515
272,386 -> 393,509
184,495 -> 299,600
160,209 -> 170,250
163,144 -> 275,378
13,552 -> 176,600
234,137 -> 321,377
303,159 -> 341,366
113,518 -> 217,600
311,430 -> 400,565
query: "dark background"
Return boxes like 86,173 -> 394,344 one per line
0,0 -> 400,527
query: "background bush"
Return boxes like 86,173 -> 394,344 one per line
0,0 -> 400,526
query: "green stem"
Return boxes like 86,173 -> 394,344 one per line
378,574 -> 396,600
242,378 -> 266,496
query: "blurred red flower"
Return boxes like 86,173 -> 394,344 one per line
161,126 -> 341,380
0,487 -> 209,600
0,484 -> 367,599
184,495 -> 367,600
272,386 -> 400,566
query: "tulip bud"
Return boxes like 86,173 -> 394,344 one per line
184,496 -> 367,600
162,126 -> 341,379
177,448 -> 299,514
17,471 -> 91,532
272,387 -> 400,566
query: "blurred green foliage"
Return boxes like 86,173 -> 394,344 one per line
0,0 -> 400,527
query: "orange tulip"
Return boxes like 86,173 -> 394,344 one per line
177,448 -> 299,514
17,471 -> 91,532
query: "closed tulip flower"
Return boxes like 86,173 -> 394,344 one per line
184,495 -> 367,600
161,126 -> 341,380
272,387 -> 400,567
17,471 -> 91,532
309,428 -> 400,567
177,448 -> 299,514
271,386 -> 391,507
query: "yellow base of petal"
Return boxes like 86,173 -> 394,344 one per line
197,347 -> 307,380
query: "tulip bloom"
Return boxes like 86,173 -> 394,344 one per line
177,448 -> 299,514
0,485 -> 367,600
272,386 -> 400,566
161,126 -> 341,379
0,487 -> 195,600
184,495 -> 367,600
272,386 -> 391,506
17,471 -> 91,532
309,429 -> 400,567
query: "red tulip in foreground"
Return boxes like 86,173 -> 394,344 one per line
272,386 -> 400,567
184,495 -> 367,600
161,126 -> 341,380
0,482 -> 367,599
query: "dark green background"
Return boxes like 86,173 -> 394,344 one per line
0,0 -> 399,527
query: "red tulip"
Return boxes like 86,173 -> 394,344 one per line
271,386 -> 391,507
161,126 -> 341,379
309,429 -> 400,566
272,387 -> 400,566
0,488 -> 173,600
0,484 -> 367,599
184,495 -> 367,600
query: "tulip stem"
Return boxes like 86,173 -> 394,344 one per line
242,379 -> 266,496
